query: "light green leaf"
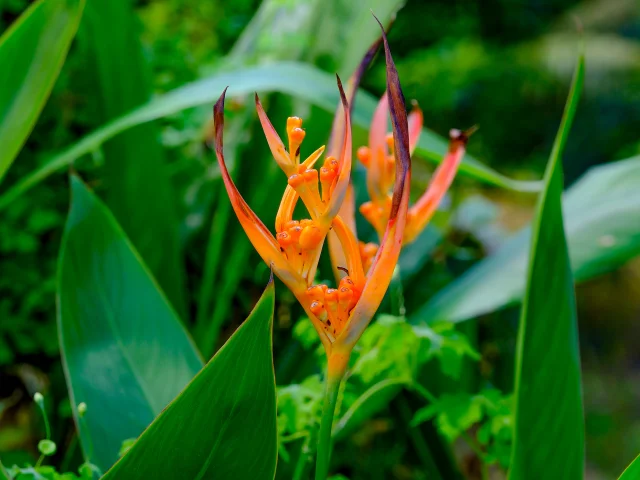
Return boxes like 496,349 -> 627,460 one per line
76,0 -> 187,316
57,176 -> 203,471
619,454 -> 640,480
0,0 -> 85,182
508,53 -> 584,479
102,280 -> 278,480
0,62 -> 539,210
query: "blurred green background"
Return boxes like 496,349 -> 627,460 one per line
1,0 -> 639,478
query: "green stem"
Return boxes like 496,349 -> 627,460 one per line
315,357 -> 348,480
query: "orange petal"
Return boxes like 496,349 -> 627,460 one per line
319,76 -> 352,228
408,103 -> 423,155
255,93 -> 295,176
404,128 -> 469,243
339,15 -> 412,348
214,89 -> 305,293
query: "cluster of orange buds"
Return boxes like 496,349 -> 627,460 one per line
353,94 -> 473,267
213,25 -> 413,355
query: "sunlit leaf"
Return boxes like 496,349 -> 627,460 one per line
0,0 -> 85,182
508,53 -> 584,480
102,280 -> 278,480
58,176 -> 203,471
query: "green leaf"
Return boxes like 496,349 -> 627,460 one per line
57,176 -> 203,471
508,53 -> 585,479
412,393 -> 483,442
0,62 -> 539,210
412,154 -> 640,324
102,280 -> 278,480
0,460 -> 10,480
332,378 -> 406,440
619,454 -> 640,479
73,0 -> 187,316
0,0 -> 85,182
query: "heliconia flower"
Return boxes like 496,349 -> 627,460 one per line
356,91 -> 475,249
212,21 -> 411,357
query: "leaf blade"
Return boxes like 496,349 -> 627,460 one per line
57,176 -> 203,471
102,280 -> 278,480
508,52 -> 585,479
0,0 -> 85,182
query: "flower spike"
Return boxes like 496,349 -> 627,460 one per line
339,15 -> 412,348
213,89 -> 306,294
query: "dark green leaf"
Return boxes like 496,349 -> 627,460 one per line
57,176 -> 202,471
508,53 -> 584,479
103,280 -> 278,480
0,0 -> 85,182
619,454 -> 640,480
0,63 -> 539,210
76,0 -> 187,316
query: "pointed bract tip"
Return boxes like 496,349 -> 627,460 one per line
336,74 -> 348,110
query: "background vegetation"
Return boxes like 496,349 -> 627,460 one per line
1,0 -> 639,478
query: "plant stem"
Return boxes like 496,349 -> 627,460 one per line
315,353 -> 349,480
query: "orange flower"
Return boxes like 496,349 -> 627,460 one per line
212,25 -> 411,355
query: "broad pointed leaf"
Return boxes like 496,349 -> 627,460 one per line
103,280 -> 278,480
57,176 -> 202,471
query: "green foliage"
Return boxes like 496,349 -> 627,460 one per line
0,0 -> 84,181
509,52 -> 585,479
619,454 -> 640,480
102,280 -> 278,480
76,0 -> 187,316
57,177 -> 202,471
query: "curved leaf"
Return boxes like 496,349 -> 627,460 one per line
0,63 -> 539,210
0,0 -> 85,182
103,280 -> 278,480
508,53 -> 584,479
57,176 -> 203,471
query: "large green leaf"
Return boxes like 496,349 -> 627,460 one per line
411,153 -> 640,324
76,0 -> 187,317
103,279 -> 278,480
508,54 -> 584,479
0,62 -> 539,210
0,0 -> 84,182
57,176 -> 203,472
619,454 -> 640,480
